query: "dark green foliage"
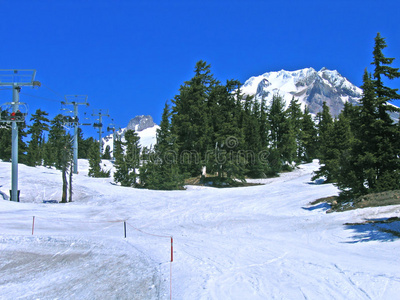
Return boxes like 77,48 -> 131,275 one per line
313,112 -> 353,184
171,60 -> 216,176
26,109 -> 50,166
78,134 -> 97,159
314,33 -> 400,199
44,114 -> 68,169
206,80 -> 246,181
113,129 -> 140,186
88,141 -> 110,178
140,103 -> 184,190
286,97 -> 303,163
0,123 -> 11,161
166,60 -> 316,184
267,94 -> 296,175
103,145 -> 112,159
299,106 -> 318,163
316,102 -> 333,159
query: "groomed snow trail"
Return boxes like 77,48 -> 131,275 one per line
0,160 -> 399,299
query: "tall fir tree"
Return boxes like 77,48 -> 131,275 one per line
286,97 -> 303,163
299,106 -> 318,163
171,60 -> 216,176
88,141 -> 110,178
316,102 -> 333,159
114,129 -> 140,186
45,114 -> 68,169
140,103 -> 184,190
26,109 -> 50,166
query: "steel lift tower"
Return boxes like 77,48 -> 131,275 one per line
92,109 -> 110,156
107,119 -> 117,160
61,95 -> 89,174
0,70 -> 40,202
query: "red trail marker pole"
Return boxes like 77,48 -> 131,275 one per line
171,236 -> 173,262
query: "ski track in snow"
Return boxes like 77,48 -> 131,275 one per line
0,159 -> 400,299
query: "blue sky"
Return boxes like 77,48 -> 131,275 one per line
0,0 -> 399,138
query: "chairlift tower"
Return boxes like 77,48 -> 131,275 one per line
61,95 -> 89,174
92,109 -> 109,155
0,70 -> 40,202
107,119 -> 116,160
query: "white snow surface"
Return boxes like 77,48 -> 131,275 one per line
103,125 -> 159,154
1,160 -> 400,299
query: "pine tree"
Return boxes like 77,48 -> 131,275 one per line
299,106 -> 318,163
286,97 -> 303,163
114,129 -> 140,186
0,123 -> 11,161
369,33 -> 400,191
244,96 -> 265,178
45,114 -> 68,169
316,102 -> 333,160
313,112 -> 353,184
267,94 -> 294,174
88,141 -> 110,178
323,33 -> 400,198
26,109 -> 50,166
140,103 -> 184,190
103,145 -> 112,159
171,60 -> 216,177
210,80 -> 246,181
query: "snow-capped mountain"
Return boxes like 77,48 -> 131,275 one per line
241,67 -> 363,116
102,115 -> 159,154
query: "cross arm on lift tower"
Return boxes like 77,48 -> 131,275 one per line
62,95 -> 89,174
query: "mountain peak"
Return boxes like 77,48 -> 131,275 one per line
242,67 -> 362,116
126,115 -> 155,132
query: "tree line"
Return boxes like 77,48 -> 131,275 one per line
0,112 -> 99,168
313,33 -> 400,200
134,32 -> 400,199
2,33 -> 398,201
130,62 -> 321,190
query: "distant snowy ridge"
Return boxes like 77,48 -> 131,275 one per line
241,67 -> 363,116
102,115 -> 159,154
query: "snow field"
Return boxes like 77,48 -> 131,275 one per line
0,160 -> 400,299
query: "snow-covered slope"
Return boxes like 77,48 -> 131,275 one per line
0,160 -> 399,299
242,67 -> 363,116
102,115 -> 159,154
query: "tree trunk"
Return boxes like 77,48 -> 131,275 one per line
69,163 -> 73,202
61,166 -> 68,203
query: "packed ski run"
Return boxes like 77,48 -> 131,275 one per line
0,160 -> 399,299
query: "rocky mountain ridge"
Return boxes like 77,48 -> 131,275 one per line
241,67 -> 363,116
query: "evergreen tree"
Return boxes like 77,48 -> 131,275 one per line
171,60 -> 216,176
267,94 -> 294,174
26,109 -> 49,166
88,141 -> 110,178
0,123 -> 11,161
114,129 -> 140,186
286,97 -> 303,163
316,102 -> 333,159
140,103 -> 184,190
313,112 -> 353,184
369,33 -> 400,191
45,114 -> 68,169
299,106 -> 318,163
78,134 -> 97,159
207,80 -> 246,181
103,145 -> 112,159
244,96 -> 265,178
317,33 -> 400,198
